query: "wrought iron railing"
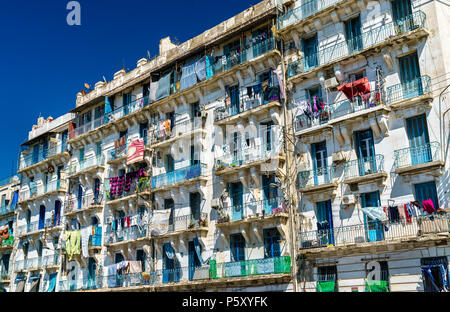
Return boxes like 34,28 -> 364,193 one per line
297,166 -> 337,188
217,197 -> 287,223
298,213 -> 450,249
286,11 -> 426,77
19,142 -> 68,170
149,117 -> 205,146
344,155 -> 384,179
66,193 -> 103,214
386,75 -> 431,104
68,154 -> 105,175
393,142 -> 441,169
151,164 -> 207,189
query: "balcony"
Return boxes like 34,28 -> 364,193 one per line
59,275 -> 102,292
286,11 -> 426,79
105,222 -> 148,245
386,75 -> 432,107
102,256 -> 291,290
65,193 -> 103,216
68,155 -> 105,177
294,90 -> 385,133
149,117 -> 206,147
211,38 -> 277,76
151,212 -> 209,238
89,228 -> 102,248
343,155 -> 387,185
19,179 -> 67,203
69,116 -> 105,140
105,176 -> 151,203
151,164 -> 207,190
298,213 -> 450,254
277,0 -> 341,30
1,237 -> 14,248
393,142 -> 443,175
107,143 -> 128,165
214,85 -> 281,124
19,142 -> 68,172
17,217 -> 62,236
0,203 -> 17,217
297,166 -> 338,194
215,142 -> 284,174
38,254 -> 59,268
106,96 -> 150,124
217,197 -> 287,225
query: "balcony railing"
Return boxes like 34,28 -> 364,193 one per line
344,155 -> 384,179
212,38 -> 277,75
68,154 -> 105,175
69,116 -> 105,140
149,117 -> 205,146
167,212 -> 209,233
1,237 -> 14,248
298,213 -> 450,249
218,197 -> 287,223
19,142 -> 68,170
214,85 -> 281,122
14,260 -> 26,271
277,0 -> 341,30
17,217 -> 60,236
298,166 -> 336,188
103,256 -> 291,288
107,143 -> 128,162
106,222 -> 148,244
394,142 -> 441,169
106,176 -> 151,201
0,204 -> 16,216
59,275 -> 102,292
386,75 -> 431,104
66,193 -> 103,214
24,257 -> 39,270
215,140 -> 284,171
105,96 -> 150,125
19,179 -> 67,202
38,254 -> 59,268
287,11 -> 426,77
151,164 -> 207,189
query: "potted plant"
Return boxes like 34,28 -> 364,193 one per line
188,221 -> 196,229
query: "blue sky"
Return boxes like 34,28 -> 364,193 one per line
0,0 -> 261,177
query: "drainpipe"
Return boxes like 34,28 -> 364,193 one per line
439,84 -> 450,164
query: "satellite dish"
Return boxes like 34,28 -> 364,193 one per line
84,83 -> 91,89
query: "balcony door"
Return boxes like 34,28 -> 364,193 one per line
188,240 -> 202,280
87,257 -> 97,289
77,184 -> 83,211
355,129 -> 376,176
406,114 -> 431,166
302,35 -> 319,70
345,16 -> 363,53
227,85 -> 240,116
399,52 -> 422,99
311,141 -> 328,185
164,199 -> 175,230
229,182 -> 243,221
414,181 -> 439,215
227,233 -> 246,277
162,243 -> 177,283
262,174 -> 278,214
38,205 -> 46,230
392,0 -> 412,23
316,200 -> 334,246
361,191 -> 384,242
189,192 -> 201,221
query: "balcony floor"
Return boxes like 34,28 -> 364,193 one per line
215,154 -> 286,176
395,160 -> 444,176
216,212 -> 289,228
214,101 -> 281,126
343,171 -> 388,186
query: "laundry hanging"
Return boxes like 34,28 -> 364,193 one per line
164,242 -> 175,260
195,56 -> 207,81
337,77 -> 371,102
361,206 -> 388,222
180,59 -> 198,91
156,72 -> 172,100
126,138 -> 145,165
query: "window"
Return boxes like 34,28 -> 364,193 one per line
230,233 -> 245,262
38,205 -> 46,230
191,102 -> 200,118
302,35 -> 319,70
355,129 -> 377,175
79,147 -> 85,162
345,15 -> 362,53
189,192 -> 201,221
361,191 -> 384,242
263,228 -> 281,258
136,250 -> 146,272
317,265 -> 338,292
421,257 -> 449,292
406,114 -> 431,166
114,253 -> 124,264
365,260 -> 390,292
391,0 -> 412,22
190,145 -> 199,166
164,199 -> 175,226
96,142 -> 102,156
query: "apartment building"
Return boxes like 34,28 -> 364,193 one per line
3,0 -> 450,293
278,0 -> 450,292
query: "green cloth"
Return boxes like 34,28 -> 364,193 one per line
72,230 -> 81,257
365,280 -> 388,292
317,281 -> 336,292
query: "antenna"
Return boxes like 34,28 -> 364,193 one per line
147,50 -> 151,60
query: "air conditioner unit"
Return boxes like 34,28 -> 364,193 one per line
342,195 -> 356,205
324,77 -> 339,89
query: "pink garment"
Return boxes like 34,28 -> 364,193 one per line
422,199 -> 435,214
398,204 -> 406,219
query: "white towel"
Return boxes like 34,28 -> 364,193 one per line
80,227 -> 91,258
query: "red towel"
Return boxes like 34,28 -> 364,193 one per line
422,199 -> 435,214
337,77 -> 371,102
404,204 -> 412,223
